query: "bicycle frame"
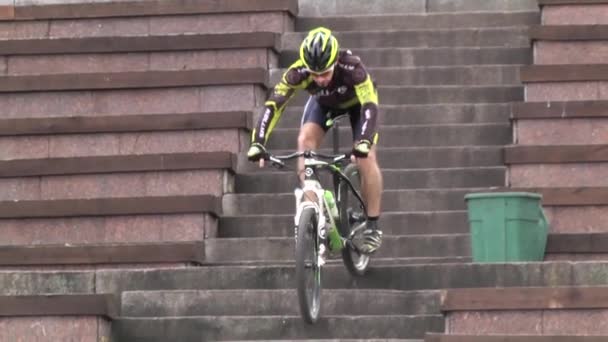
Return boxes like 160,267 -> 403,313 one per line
271,114 -> 367,232
288,154 -> 367,244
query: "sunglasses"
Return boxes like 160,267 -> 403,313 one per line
306,64 -> 335,77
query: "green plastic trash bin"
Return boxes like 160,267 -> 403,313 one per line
464,192 -> 549,263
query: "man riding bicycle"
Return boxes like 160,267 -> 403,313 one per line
247,27 -> 383,254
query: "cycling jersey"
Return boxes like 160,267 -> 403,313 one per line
251,50 -> 379,145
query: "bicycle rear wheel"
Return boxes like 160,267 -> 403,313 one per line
338,164 -> 370,276
296,206 -> 321,324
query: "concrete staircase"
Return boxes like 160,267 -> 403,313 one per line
12,0 -> 608,341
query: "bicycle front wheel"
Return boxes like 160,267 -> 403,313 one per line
296,206 -> 321,324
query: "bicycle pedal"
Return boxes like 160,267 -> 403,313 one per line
348,221 -> 367,239
344,239 -> 358,253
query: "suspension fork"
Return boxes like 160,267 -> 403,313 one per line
293,180 -> 327,242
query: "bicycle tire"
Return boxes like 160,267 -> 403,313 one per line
296,206 -> 321,324
338,163 -> 370,276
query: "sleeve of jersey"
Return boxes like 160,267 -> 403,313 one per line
353,74 -> 380,144
251,64 -> 311,145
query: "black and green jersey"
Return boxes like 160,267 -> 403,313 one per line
252,50 -> 379,145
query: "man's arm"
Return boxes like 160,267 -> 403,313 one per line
353,73 -> 380,154
251,60 -> 312,146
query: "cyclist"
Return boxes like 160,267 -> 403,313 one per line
247,27 -> 383,254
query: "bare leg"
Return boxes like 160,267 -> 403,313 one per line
297,122 -> 325,183
355,145 -> 382,217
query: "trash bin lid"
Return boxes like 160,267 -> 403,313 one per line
464,192 -> 542,200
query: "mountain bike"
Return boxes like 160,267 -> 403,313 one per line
264,148 -> 370,324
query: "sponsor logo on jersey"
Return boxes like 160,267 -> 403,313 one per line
259,108 -> 271,138
338,63 -> 355,70
318,89 -> 332,96
361,109 -> 371,134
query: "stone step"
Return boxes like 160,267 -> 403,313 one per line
3,0 -> 297,21
0,213 -> 216,245
0,293 -> 117,316
0,169 -> 229,201
270,65 -> 522,86
0,151 -> 236,177
530,25 -> 608,44
535,41 -> 608,65
0,293 -> 115,341
510,163 -> 608,188
238,146 -> 504,175
1,129 -> 248,161
285,86 -> 523,106
0,31 -> 279,58
112,315 -> 445,341
204,235 -> 471,263
5,49 -> 276,76
0,85 -> 264,118
0,68 -> 268,93
235,167 -> 505,193
228,256 -> 472,267
298,0 -> 538,16
536,7 -> 608,26
226,340 -> 422,342
265,124 -> 511,150
0,241 -> 205,266
517,117 -> 608,145
426,335 -> 608,342
362,256 -> 472,266
281,28 -> 530,49
279,104 -> 510,127
0,14 -> 290,40
544,205 -> 608,234
509,100 -> 608,120
525,81 -> 603,103
94,262 -> 608,294
222,188 -> 477,215
121,289 -> 441,317
0,111 -> 250,136
219,211 -> 469,238
169,256 -> 471,267
0,247 -> 452,269
241,146 -> 504,170
296,11 -> 539,31
0,195 -> 220,219
440,286 -> 608,336
279,47 -> 532,68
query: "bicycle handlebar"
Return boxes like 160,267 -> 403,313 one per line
264,150 -> 350,169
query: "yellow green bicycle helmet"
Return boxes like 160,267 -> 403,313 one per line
299,27 -> 340,73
